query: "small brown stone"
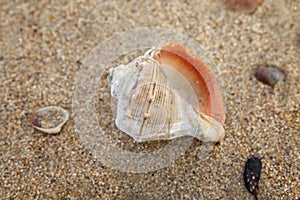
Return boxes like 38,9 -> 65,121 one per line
223,0 -> 263,13
254,66 -> 284,87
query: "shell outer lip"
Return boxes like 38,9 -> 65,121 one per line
30,106 -> 69,134
153,42 -> 226,125
153,42 -> 226,142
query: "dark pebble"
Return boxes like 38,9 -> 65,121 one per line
255,66 -> 283,87
244,156 -> 262,200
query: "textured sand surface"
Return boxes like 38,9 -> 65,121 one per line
1,0 -> 299,199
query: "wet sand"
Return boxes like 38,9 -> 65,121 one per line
1,0 -> 299,199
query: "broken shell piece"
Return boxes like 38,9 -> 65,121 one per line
30,106 -> 69,134
108,42 -> 225,143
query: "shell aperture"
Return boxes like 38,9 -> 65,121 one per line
108,43 -> 225,143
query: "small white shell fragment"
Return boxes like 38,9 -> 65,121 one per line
108,44 -> 225,143
30,106 -> 69,134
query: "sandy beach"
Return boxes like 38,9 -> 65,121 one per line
1,0 -> 299,199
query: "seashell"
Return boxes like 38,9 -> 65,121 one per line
244,154 -> 262,199
108,42 -> 225,143
223,0 -> 263,13
254,66 -> 283,87
30,106 -> 69,134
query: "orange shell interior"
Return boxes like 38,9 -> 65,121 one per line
154,42 -> 225,125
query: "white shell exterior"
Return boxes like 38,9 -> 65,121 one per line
108,52 -> 224,142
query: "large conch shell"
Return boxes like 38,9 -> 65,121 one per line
108,42 -> 225,142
